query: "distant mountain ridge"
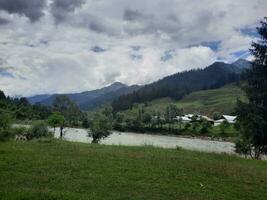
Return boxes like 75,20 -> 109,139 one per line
112,59 -> 250,111
28,59 -> 250,111
28,82 -> 141,110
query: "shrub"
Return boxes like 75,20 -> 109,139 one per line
212,112 -> 222,120
26,121 -> 51,140
0,112 -> 13,142
12,126 -> 29,140
0,128 -> 13,142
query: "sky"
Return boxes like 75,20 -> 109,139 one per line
0,0 -> 266,97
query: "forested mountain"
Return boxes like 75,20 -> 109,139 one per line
28,82 -> 141,110
112,59 -> 250,111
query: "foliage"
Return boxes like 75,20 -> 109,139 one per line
26,121 -> 51,140
235,137 -> 253,157
212,111 -> 222,120
52,95 -> 82,127
219,121 -> 230,136
0,91 -> 52,121
199,119 -> 212,134
0,112 -> 13,142
47,112 -> 65,132
88,108 -> 112,143
236,17 -> 267,159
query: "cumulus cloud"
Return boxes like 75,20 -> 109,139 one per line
0,0 -> 266,96
50,0 -> 85,23
0,0 -> 47,22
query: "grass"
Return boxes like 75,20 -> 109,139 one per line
176,83 -> 246,115
1,139 -> 267,200
123,83 -> 246,117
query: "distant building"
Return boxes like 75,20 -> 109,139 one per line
201,115 -> 214,124
214,115 -> 237,126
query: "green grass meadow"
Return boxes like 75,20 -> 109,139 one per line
0,139 -> 266,200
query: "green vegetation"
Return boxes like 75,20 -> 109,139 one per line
123,83 -> 245,117
0,140 -> 266,200
47,112 -> 65,133
235,17 -> 267,159
88,106 -> 113,143
0,112 -> 13,142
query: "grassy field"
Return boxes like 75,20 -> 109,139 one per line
123,83 -> 246,117
176,83 -> 246,115
0,140 -> 267,200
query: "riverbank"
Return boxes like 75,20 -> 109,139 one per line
0,139 -> 266,200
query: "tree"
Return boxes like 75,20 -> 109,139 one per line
0,112 -> 13,142
88,109 -> 112,144
52,95 -> 82,126
219,120 -> 230,136
0,90 -> 6,100
47,112 -> 65,134
236,17 -> 267,159
212,112 -> 222,120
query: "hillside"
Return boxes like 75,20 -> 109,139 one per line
122,83 -> 246,117
112,59 -> 250,111
0,140 -> 266,200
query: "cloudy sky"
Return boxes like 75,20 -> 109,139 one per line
0,0 -> 266,97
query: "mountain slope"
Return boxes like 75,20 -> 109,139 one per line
81,85 -> 141,110
112,60 -> 249,111
122,83 -> 246,117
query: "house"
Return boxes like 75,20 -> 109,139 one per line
214,115 -> 237,126
201,115 -> 214,124
174,114 -> 194,123
222,115 -> 237,123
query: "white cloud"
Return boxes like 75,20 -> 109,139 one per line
0,0 -> 266,96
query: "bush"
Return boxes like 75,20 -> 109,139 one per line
26,122 -> 51,140
0,128 -> 13,142
0,112 -> 13,142
12,126 -> 29,140
235,137 -> 253,157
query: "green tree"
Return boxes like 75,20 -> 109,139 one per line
88,110 -> 112,144
53,95 -> 82,126
219,120 -> 230,136
212,112 -> 222,120
47,112 -> 65,133
236,17 -> 267,159
0,112 -> 13,142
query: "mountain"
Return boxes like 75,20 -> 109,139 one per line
28,94 -> 52,104
28,82 -> 141,110
112,60 -> 250,111
80,84 -> 141,110
232,58 -> 251,70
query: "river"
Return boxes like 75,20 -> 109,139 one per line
53,127 -> 235,154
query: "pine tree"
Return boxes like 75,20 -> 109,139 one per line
236,17 -> 267,159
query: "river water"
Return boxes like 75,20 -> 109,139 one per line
54,127 -> 235,154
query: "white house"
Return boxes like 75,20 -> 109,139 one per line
174,116 -> 192,123
222,115 -> 237,123
214,115 -> 237,126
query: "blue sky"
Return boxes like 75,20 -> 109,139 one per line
0,0 -> 266,96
